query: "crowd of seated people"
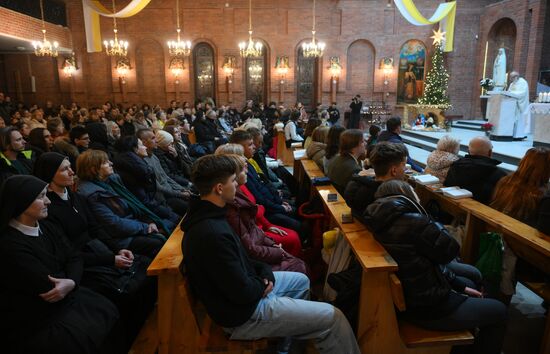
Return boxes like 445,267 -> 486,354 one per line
0,90 -> 549,354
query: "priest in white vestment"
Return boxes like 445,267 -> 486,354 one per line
507,71 -> 530,139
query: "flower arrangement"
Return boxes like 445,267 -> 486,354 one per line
481,122 -> 494,132
480,78 -> 494,91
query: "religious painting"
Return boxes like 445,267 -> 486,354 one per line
397,40 -> 426,104
193,42 -> 216,103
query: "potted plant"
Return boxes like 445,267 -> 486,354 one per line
479,78 -> 494,120
481,122 -> 494,137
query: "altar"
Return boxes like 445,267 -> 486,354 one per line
530,103 -> 550,148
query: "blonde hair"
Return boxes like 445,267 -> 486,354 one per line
436,135 -> 460,154
215,143 -> 244,156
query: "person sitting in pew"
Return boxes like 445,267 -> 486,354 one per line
181,154 -> 360,354
326,129 -> 365,194
490,147 -> 550,302
215,143 -> 303,257
34,152 -> 157,349
230,130 -> 303,236
323,125 -> 346,174
425,135 -> 461,182
76,150 -> 169,259
364,179 -> 507,354
0,175 -> 122,354
216,151 -> 306,273
345,142 -> 408,222
306,126 -> 330,170
444,136 -> 507,204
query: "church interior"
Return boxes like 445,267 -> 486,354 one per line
0,0 -> 549,353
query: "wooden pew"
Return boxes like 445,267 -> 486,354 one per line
298,157 -> 474,353
410,183 -> 550,354
276,130 -> 299,166
188,129 -> 197,144
147,228 -> 268,354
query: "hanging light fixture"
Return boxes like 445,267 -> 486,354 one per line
238,0 -> 263,58
302,0 -> 325,58
32,0 -> 59,57
103,0 -> 128,57
167,0 -> 192,57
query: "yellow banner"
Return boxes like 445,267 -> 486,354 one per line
83,0 -> 152,52
393,0 -> 456,52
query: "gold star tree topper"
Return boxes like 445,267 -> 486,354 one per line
431,28 -> 446,45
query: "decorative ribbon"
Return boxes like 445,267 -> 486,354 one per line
82,0 -> 152,53
393,0 -> 456,52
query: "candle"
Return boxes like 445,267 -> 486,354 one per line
482,41 -> 488,95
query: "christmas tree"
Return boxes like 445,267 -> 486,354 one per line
418,34 -> 450,107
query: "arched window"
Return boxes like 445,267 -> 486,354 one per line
487,18 -> 517,75
245,47 -> 267,103
193,42 -> 216,103
397,40 -> 426,103
296,46 -> 318,111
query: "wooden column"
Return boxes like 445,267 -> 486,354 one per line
119,77 -> 127,103
226,76 -> 233,104
331,76 -> 338,103
278,79 -> 284,104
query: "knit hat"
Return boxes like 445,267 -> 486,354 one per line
156,130 -> 174,148
34,152 -> 68,183
0,175 -> 48,230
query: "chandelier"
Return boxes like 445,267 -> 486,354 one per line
167,0 -> 192,57
32,0 -> 59,57
302,0 -> 325,58
103,0 -> 128,57
248,62 -> 263,80
238,0 -> 262,58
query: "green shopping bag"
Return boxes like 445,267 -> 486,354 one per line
475,232 -> 504,295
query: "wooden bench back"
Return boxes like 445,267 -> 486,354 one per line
188,129 -> 197,145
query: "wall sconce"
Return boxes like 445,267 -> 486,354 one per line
62,53 -> 78,77
329,57 -> 342,83
169,57 -> 185,85
379,57 -> 394,86
116,57 -> 131,84
222,56 -> 236,83
275,56 -> 290,84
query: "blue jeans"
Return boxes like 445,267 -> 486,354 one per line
225,272 -> 360,354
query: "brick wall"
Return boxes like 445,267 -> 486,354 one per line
0,0 -> 546,120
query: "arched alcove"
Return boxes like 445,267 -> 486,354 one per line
346,39 -> 375,99
244,39 -> 269,104
295,40 -> 319,111
397,39 -> 426,103
136,39 -> 166,104
193,42 -> 216,103
487,18 -> 517,77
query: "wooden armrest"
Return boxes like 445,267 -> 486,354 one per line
399,321 -> 474,348
344,230 -> 398,272
147,227 -> 184,276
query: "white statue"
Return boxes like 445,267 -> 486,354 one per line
507,71 -> 530,138
493,48 -> 507,91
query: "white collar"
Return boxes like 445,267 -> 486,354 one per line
9,219 -> 40,237
57,188 -> 69,201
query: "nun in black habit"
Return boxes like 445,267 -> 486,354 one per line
0,175 -> 121,354
34,152 -> 157,348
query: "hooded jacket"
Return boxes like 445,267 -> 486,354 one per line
344,175 -> 382,222
425,150 -> 460,182
363,195 -> 467,319
181,198 -> 274,327
444,154 -> 507,204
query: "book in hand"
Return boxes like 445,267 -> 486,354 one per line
412,174 -> 440,185
440,186 -> 473,199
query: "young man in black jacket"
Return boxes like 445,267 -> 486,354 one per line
181,155 -> 359,354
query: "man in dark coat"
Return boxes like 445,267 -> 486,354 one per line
444,136 -> 507,204
181,155 -> 359,354
347,95 -> 362,129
